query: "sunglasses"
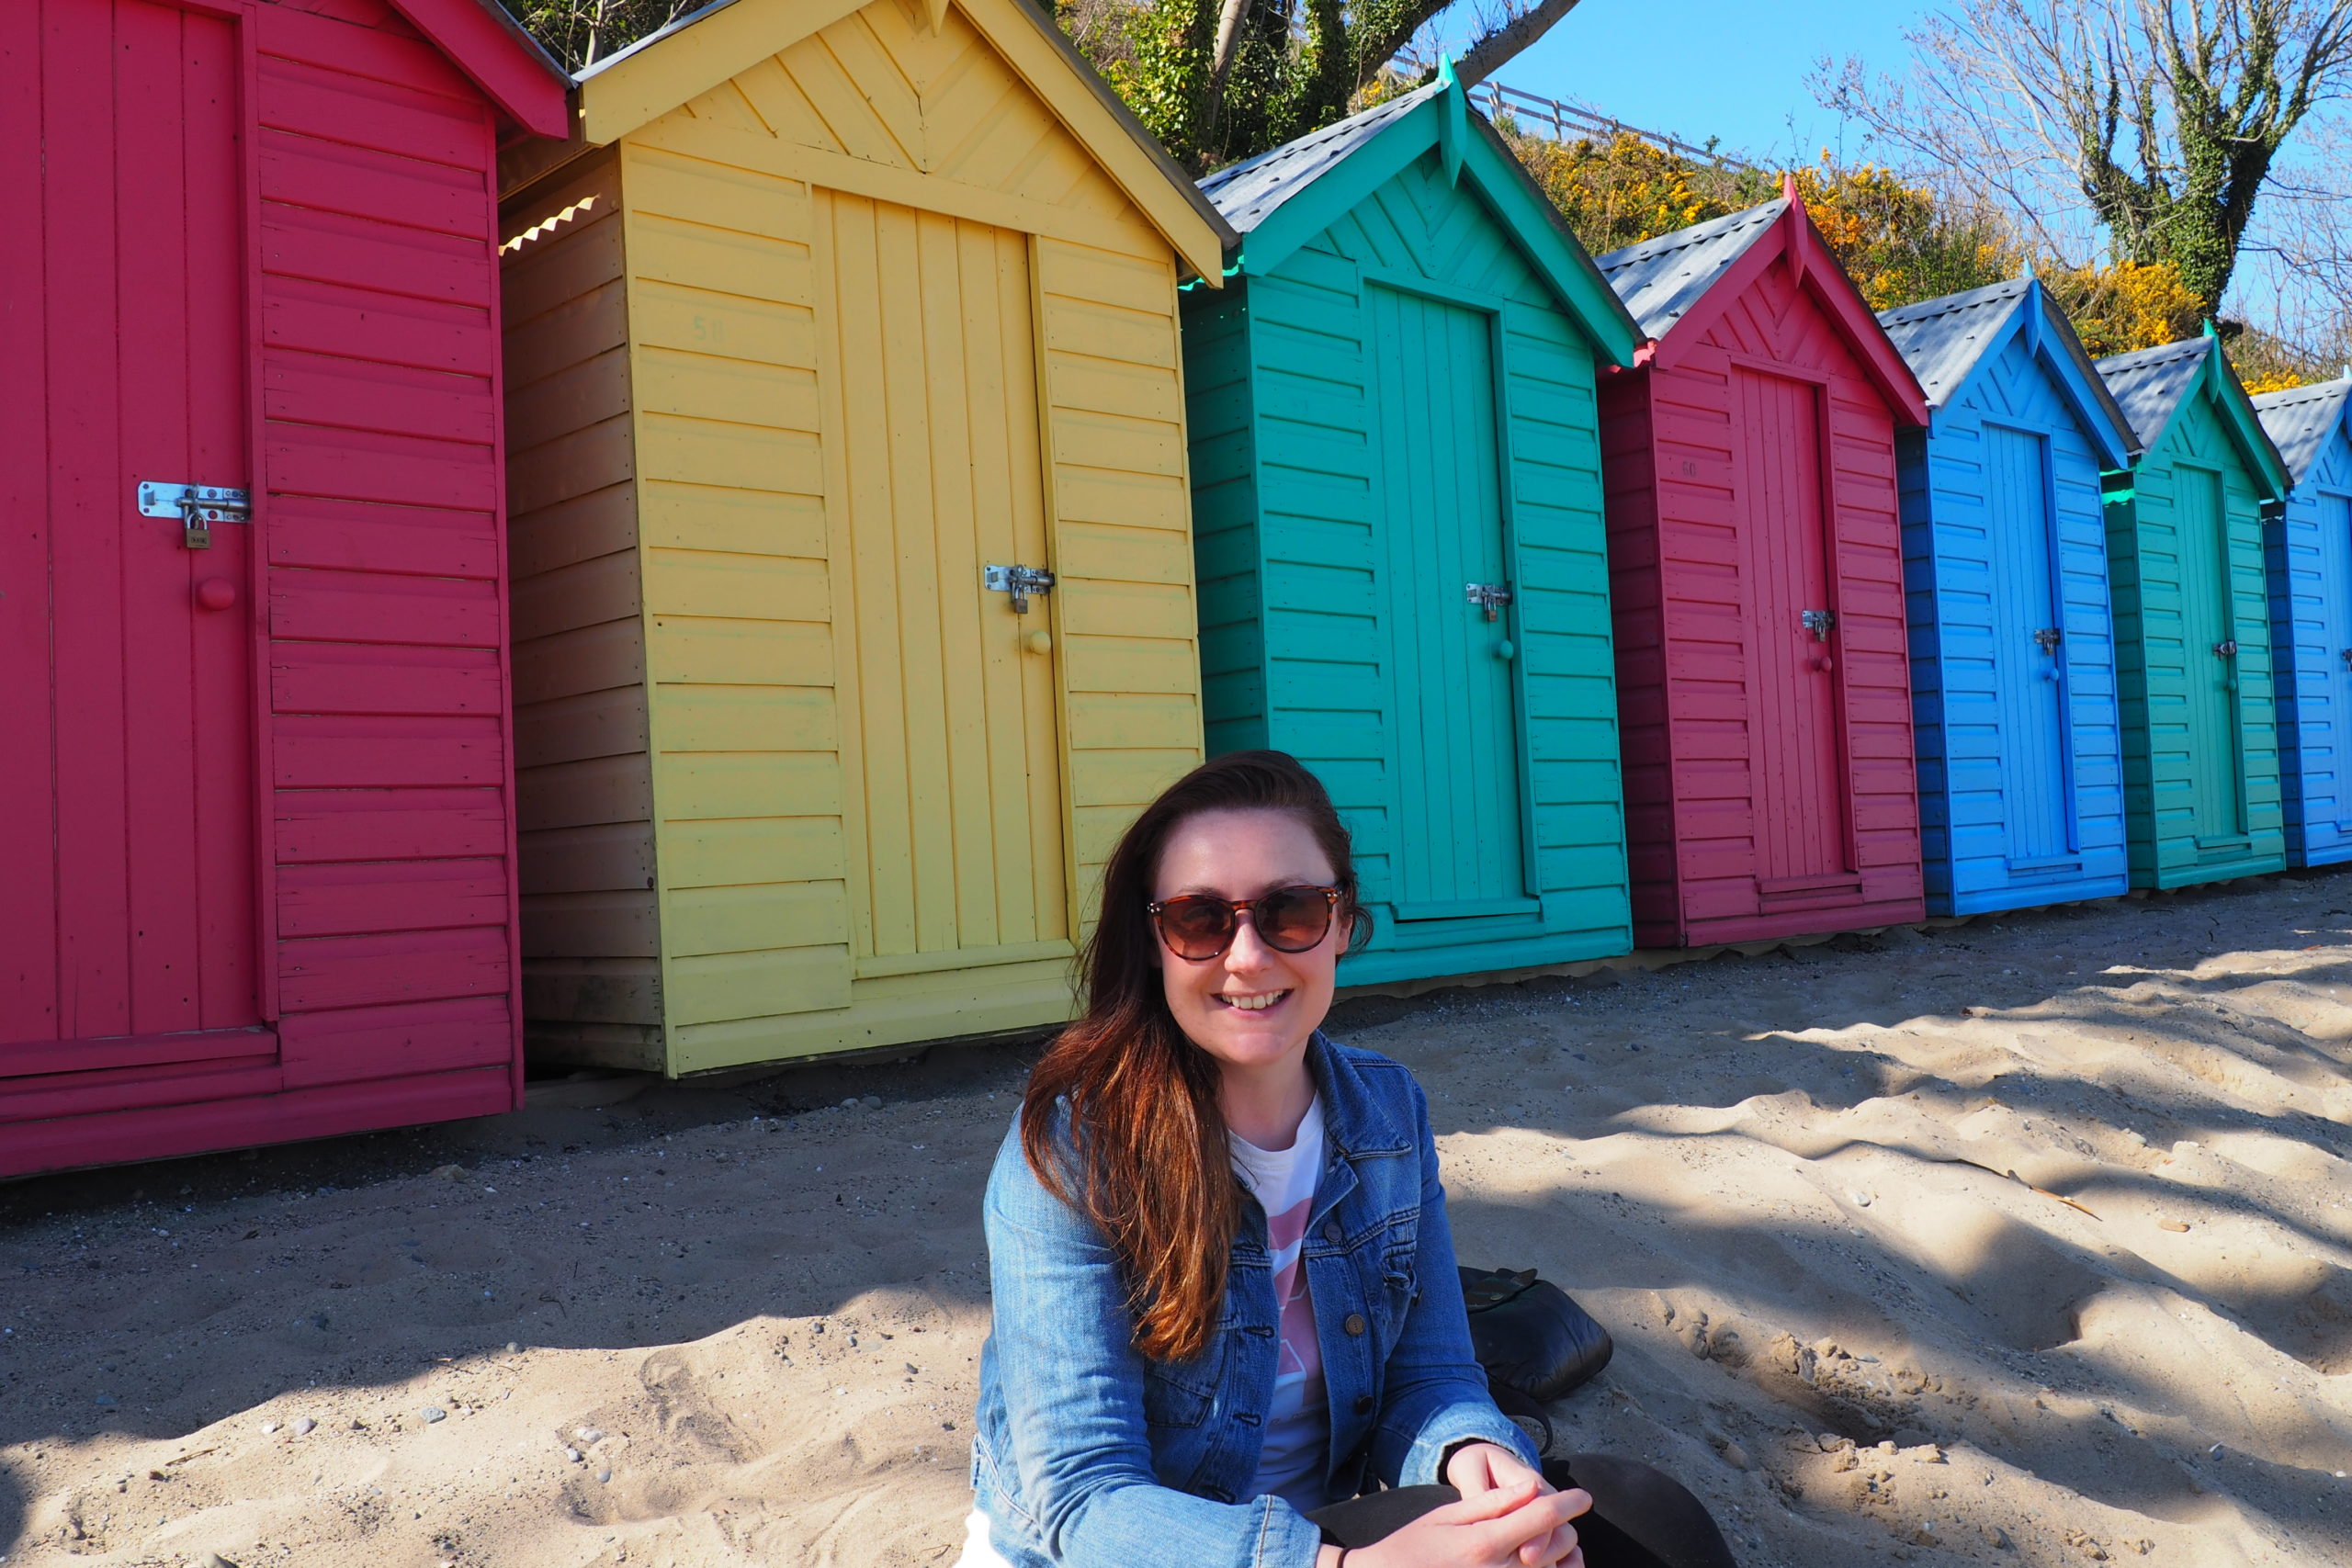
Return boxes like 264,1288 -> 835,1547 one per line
1148,885 -> 1341,961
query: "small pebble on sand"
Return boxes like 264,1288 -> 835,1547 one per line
420,1407 -> 447,1423
292,1418 -> 315,1436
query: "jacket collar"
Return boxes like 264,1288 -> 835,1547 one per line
1304,1032 -> 1413,1158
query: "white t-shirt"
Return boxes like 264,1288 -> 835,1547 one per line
953,1098 -> 1333,1564
1228,1094 -> 1330,1514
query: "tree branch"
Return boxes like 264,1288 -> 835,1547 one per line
1454,0 -> 1588,87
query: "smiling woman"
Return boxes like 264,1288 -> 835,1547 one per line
956,751 -> 1736,1568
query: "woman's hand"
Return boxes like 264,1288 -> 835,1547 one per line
1441,1443 -> 1590,1568
1347,1472 -> 1589,1568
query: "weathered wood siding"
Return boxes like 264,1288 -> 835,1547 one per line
1189,148 -> 1631,984
510,0 -> 1204,1072
1899,331 -> 2129,914
2267,425 -> 2352,866
1602,250 -> 1924,946
2107,394 -> 2284,886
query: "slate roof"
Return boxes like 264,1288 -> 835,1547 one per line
2094,337 -> 2212,450
1196,83 -> 1443,233
2251,378 -> 2352,486
1876,278 -> 2033,409
1592,198 -> 1785,338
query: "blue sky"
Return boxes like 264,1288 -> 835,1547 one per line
1418,0 -> 1933,167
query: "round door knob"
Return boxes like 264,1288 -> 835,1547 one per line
1022,628 -> 1052,656
194,579 -> 238,611
1814,656 -> 1834,672
1493,638 -> 1515,661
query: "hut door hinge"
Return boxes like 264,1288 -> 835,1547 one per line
2339,648 -> 2352,671
139,481 -> 251,549
984,563 -> 1056,613
1801,608 -> 1836,641
1465,582 -> 1513,621
2033,626 -> 2064,654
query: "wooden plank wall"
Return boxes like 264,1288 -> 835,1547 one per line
498,146 -> 664,1066
2266,433 -> 2352,865
1900,332 -> 2129,914
1225,150 -> 1631,981
543,0 -> 1201,1072
1615,251 -> 1922,945
1182,283 -> 1272,758
2109,398 -> 2284,886
257,0 -> 520,1097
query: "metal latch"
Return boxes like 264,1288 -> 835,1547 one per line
1801,608 -> 1836,641
2033,626 -> 2064,654
983,563 -> 1056,614
139,481 -> 251,549
2340,648 -> 2352,671
1465,582 -> 1513,621
2214,639 -> 2239,659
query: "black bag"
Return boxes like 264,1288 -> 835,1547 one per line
1459,1266 -> 1613,1450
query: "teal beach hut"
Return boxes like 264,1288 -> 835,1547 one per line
2096,333 -> 2292,886
2252,378 -> 2352,866
1182,71 -> 1645,985
1878,278 -> 2137,915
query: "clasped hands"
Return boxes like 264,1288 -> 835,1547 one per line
1317,1442 -> 1589,1568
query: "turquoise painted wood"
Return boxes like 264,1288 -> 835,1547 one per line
2096,335 -> 2292,888
2253,380 -> 2352,865
1184,77 -> 1644,984
1881,279 -> 2133,915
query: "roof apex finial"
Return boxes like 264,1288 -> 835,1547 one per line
1437,53 -> 1457,88
2200,317 -> 2219,339
1781,169 -> 1799,205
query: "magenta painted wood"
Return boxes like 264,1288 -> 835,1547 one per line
1598,191 -> 1933,946
0,0 -> 560,1179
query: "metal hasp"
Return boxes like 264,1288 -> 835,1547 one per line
139,480 -> 251,549
1800,608 -> 1836,641
983,562 -> 1056,614
2033,626 -> 2064,654
2213,638 -> 2239,659
2341,648 -> 2352,671
1464,582 -> 1513,621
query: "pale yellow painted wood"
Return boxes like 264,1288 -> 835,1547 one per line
630,113 -> 1165,265
575,0 -> 1226,281
668,946 -> 854,1023
815,189 -> 1069,971
665,881 -> 847,954
669,953 -> 1077,1068
577,0 -> 874,145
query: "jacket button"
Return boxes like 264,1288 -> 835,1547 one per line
1353,1394 -> 1374,1416
1344,1313 -> 1366,1337
1324,1221 -> 1342,1244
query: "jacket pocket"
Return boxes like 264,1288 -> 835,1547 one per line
1142,1350 -> 1218,1429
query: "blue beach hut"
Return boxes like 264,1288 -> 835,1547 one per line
2097,333 -> 2292,887
1181,71 -> 1645,985
1876,278 -> 2138,914
2253,378 -> 2352,866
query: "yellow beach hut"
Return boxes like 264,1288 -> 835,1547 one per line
495,0 -> 1232,1074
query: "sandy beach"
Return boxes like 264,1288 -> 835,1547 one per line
4,872 -> 2349,1568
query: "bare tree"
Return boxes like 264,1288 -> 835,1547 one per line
496,0 -> 699,72
1815,0 -> 2352,326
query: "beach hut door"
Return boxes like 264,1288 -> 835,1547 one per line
1984,425 -> 2075,861
1,0 -> 266,1077
2177,467 -> 2248,840
1735,370 -> 1851,891
2326,492 -> 2352,832
1369,287 -> 1531,919
823,197 -> 1071,973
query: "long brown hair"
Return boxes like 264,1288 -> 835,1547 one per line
1020,750 -> 1369,1363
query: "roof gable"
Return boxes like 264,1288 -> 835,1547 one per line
571,0 -> 1231,281
1199,76 -> 1641,367
2252,378 -> 2352,488
2098,334 -> 2291,499
388,0 -> 570,138
1596,184 -> 1928,426
1593,199 -> 1781,339
1878,276 -> 2136,469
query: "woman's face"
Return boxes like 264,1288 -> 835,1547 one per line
1150,807 -> 1345,1074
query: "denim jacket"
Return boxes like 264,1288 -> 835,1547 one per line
969,1032 -> 1537,1568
